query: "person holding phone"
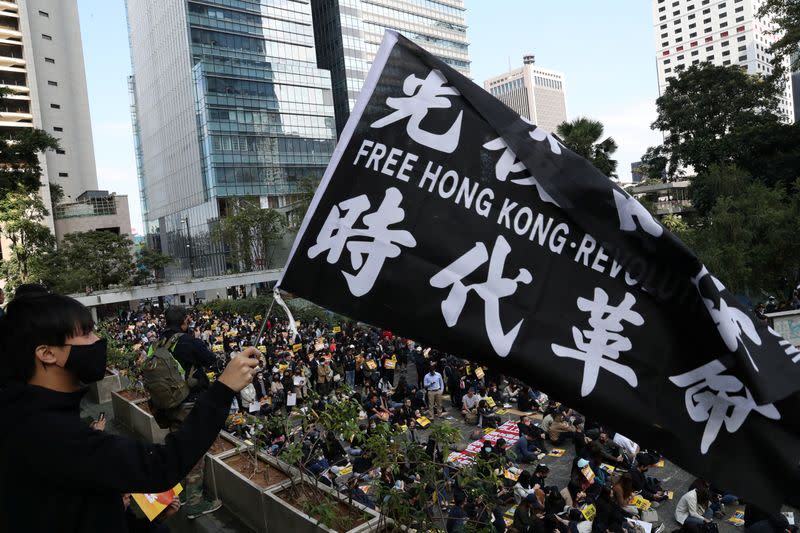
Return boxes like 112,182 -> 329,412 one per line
0,293 -> 260,533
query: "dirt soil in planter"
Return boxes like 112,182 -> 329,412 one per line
136,401 -> 153,415
277,484 -> 371,532
223,453 -> 289,489
209,435 -> 237,455
118,390 -> 148,402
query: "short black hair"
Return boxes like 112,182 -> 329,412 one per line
0,294 -> 94,384
13,283 -> 48,299
165,305 -> 188,329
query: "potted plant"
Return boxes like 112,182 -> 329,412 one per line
88,323 -> 131,404
208,416 -> 298,532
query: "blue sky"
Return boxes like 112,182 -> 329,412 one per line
77,0 -> 662,235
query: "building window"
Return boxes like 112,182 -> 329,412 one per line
738,55 -> 747,61
56,149 -> 65,154
53,126 -> 63,132
735,6 -> 743,12
738,45 -> 747,51
706,45 -> 714,50
737,25 -> 745,32
44,57 -> 55,64
42,34 -> 52,41
38,10 -> 49,17
722,50 -> 730,56
692,50 -> 699,56
50,103 -> 60,109
660,15 -> 666,21
677,54 -> 685,60
48,80 -> 57,86
723,59 -> 731,65
720,21 -> 728,27
58,172 -> 68,177
736,16 -> 744,22
737,36 -> 746,41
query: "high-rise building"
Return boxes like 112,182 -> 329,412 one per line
653,0 -> 795,122
311,0 -> 470,134
484,54 -> 568,134
0,0 -> 130,252
126,0 -> 337,278
0,1 -> 99,208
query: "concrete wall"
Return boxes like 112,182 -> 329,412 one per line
54,195 -> 132,241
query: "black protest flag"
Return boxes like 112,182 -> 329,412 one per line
277,31 -> 800,509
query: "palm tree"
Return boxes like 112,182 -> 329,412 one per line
556,117 -> 619,178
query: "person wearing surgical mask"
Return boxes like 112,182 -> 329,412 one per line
0,293 -> 260,532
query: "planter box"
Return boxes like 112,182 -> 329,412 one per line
209,448 -> 298,533
88,370 -> 122,404
110,389 -> 146,430
130,399 -> 170,444
265,479 -> 381,533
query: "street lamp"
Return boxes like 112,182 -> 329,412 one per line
183,217 -> 195,278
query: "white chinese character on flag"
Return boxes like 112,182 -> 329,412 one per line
430,235 -> 532,357
371,69 -> 463,153
613,189 -> 663,238
308,187 -> 416,297
482,136 -> 559,207
692,266 -> 762,371
670,359 -> 780,454
552,288 -> 643,396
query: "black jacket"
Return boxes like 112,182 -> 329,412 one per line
0,380 -> 235,532
162,328 -> 216,394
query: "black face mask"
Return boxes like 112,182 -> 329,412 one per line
64,338 -> 108,383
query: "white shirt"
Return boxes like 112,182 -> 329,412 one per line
613,433 -> 639,458
675,489 -> 706,525
423,371 -> 444,392
462,394 -> 479,410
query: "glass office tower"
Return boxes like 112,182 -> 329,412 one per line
127,0 -> 337,278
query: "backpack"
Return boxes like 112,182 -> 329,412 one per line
142,333 -> 192,413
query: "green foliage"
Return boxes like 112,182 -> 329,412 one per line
688,164 -> 751,217
556,117 -> 618,177
650,64 -> 785,177
44,231 -> 137,294
136,245 -> 172,280
757,0 -> 800,71
0,189 -> 55,290
95,320 -> 140,371
212,198 -> 287,272
684,178 -> 800,297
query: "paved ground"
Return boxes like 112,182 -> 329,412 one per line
82,364 -> 794,532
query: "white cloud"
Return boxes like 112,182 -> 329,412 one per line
594,100 -> 664,183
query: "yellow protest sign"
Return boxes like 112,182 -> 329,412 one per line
278,363 -> 289,372
332,326 -> 341,333
257,345 -> 267,353
292,343 -> 302,352
630,495 -> 651,510
416,416 -> 431,428
338,464 -> 353,476
486,396 -> 496,408
212,344 -> 224,353
384,359 -> 396,369
581,504 -> 597,522
132,484 -> 183,522
474,367 -> 485,380
504,469 -> 520,482
548,448 -> 566,457
465,365 -> 472,375
581,465 -> 595,483
366,360 -> 377,370
600,463 -> 616,474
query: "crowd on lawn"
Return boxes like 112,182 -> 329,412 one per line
101,306 -> 796,533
